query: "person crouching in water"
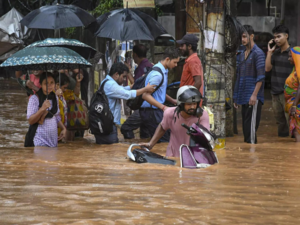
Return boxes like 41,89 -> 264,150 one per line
140,86 -> 210,157
25,72 -> 66,147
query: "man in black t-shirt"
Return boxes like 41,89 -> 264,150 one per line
265,25 -> 294,137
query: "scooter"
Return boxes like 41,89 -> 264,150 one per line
126,123 -> 218,168
127,144 -> 176,165
179,123 -> 219,169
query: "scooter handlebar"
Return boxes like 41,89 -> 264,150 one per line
181,123 -> 197,134
181,123 -> 190,130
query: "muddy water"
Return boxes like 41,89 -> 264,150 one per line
1,80 -> 300,224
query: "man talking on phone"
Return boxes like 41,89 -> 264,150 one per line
265,25 -> 293,137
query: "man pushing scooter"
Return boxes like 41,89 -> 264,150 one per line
139,86 -> 210,157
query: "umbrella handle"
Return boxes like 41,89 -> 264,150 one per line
59,71 -> 61,88
45,66 -> 48,99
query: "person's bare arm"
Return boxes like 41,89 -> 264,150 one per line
249,81 -> 263,105
139,124 -> 166,150
265,52 -> 273,72
193,76 -> 202,90
135,83 -> 156,96
166,94 -> 177,105
26,80 -> 39,92
142,92 -> 167,111
74,73 -> 83,96
38,110 -> 48,125
15,71 -> 22,78
57,121 -> 67,141
74,82 -> 81,96
265,39 -> 276,72
127,72 -> 134,84
124,62 -> 135,84
28,100 -> 51,125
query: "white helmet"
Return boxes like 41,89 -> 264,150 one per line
176,85 -> 202,105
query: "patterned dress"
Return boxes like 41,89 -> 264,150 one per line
284,47 -> 300,136
27,95 -> 61,147
58,95 -> 67,135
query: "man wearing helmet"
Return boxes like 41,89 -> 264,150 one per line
140,86 -> 210,157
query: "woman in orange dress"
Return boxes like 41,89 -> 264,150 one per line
284,47 -> 300,141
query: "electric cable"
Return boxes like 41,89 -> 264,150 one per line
17,0 -> 32,12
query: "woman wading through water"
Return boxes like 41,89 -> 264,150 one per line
25,72 -> 66,147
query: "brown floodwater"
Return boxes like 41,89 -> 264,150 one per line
1,80 -> 300,224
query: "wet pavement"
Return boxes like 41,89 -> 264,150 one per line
1,80 -> 300,224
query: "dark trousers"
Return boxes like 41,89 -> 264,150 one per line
121,110 -> 150,139
272,93 -> 289,137
139,108 -> 170,143
94,125 -> 119,144
241,100 -> 262,144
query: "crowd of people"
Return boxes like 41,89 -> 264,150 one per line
19,33 -> 207,157
234,24 -> 300,143
19,24 -> 300,157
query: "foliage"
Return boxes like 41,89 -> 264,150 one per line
155,5 -> 163,17
91,0 -> 123,16
64,27 -> 76,38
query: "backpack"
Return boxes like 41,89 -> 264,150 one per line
126,66 -> 164,110
89,79 -> 114,135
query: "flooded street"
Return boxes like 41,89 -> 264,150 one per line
1,80 -> 300,224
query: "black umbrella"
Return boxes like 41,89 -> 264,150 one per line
87,8 -> 168,41
20,4 -> 95,29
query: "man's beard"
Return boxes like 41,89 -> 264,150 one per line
182,48 -> 189,57
185,109 -> 196,115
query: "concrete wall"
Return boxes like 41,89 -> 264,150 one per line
158,15 -> 175,38
236,0 -> 300,46
237,16 -> 276,33
284,0 -> 299,47
238,0 -> 283,17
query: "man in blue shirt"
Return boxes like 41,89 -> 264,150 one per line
140,47 -> 180,142
121,44 -> 154,139
233,25 -> 265,144
94,62 -> 155,144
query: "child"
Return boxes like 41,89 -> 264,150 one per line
25,72 -> 66,147
55,72 -> 83,141
55,73 -> 69,135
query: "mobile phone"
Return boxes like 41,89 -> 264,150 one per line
269,40 -> 276,49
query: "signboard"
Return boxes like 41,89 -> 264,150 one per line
123,0 -> 155,8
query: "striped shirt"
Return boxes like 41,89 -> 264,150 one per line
271,47 -> 294,94
233,44 -> 265,105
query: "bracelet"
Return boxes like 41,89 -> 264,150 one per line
162,105 -> 166,111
